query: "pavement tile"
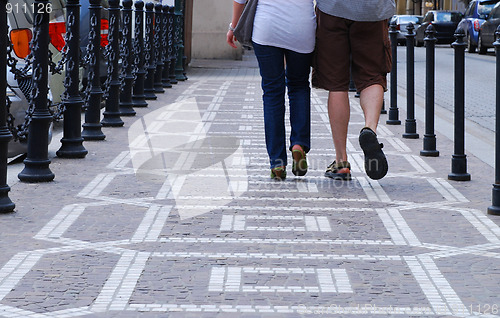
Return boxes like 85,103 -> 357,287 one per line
0,55 -> 499,317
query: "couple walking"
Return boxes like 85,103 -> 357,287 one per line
226,0 -> 395,181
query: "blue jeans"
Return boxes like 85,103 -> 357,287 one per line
252,42 -> 312,169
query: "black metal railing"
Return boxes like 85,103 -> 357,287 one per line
388,22 -> 500,215
0,0 -> 188,210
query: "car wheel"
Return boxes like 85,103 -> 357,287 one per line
478,33 -> 487,55
467,34 -> 476,53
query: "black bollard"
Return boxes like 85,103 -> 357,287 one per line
420,24 -> 439,157
119,0 -> 136,116
348,61 -> 356,92
57,0 -> 88,158
403,22 -> 419,139
18,0 -> 55,182
0,0 -> 15,211
153,4 -> 165,94
143,2 -> 157,100
387,21 -> 401,125
381,98 -> 387,114
182,55 -> 188,80
82,0 -> 106,140
101,0 -> 124,126
348,77 -> 356,92
449,28 -> 471,181
181,1 -> 188,81
168,6 -> 178,85
488,26 -> 500,215
174,0 -> 186,81
161,5 -> 172,88
132,0 -> 148,107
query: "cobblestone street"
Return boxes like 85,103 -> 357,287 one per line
0,58 -> 499,317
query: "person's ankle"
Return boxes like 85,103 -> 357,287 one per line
336,156 -> 348,163
362,126 -> 377,134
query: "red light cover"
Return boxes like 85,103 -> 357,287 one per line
100,19 -> 109,47
49,22 -> 66,52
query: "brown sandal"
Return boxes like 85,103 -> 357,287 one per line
291,145 -> 307,176
325,160 -> 351,180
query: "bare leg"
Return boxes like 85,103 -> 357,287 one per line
327,91 -> 350,163
359,84 -> 384,133
358,83 -> 388,180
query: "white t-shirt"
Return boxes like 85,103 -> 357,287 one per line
234,0 -> 316,54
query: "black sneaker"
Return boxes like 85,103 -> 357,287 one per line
324,160 -> 352,180
359,127 -> 388,180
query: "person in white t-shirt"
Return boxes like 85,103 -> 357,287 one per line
227,0 -> 316,180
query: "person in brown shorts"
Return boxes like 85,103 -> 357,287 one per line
312,0 -> 395,180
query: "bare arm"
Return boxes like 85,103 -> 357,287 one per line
226,1 -> 246,49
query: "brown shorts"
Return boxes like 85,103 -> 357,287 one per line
312,9 -> 391,92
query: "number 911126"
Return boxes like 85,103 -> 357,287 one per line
6,2 -> 52,14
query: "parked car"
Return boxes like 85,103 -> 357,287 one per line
389,15 -> 423,44
477,2 -> 500,54
6,0 -> 109,158
415,10 -> 464,46
6,0 -> 66,157
457,0 -> 499,53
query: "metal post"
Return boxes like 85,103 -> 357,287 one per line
182,2 -> 188,81
143,2 -> 157,100
101,0 -> 124,127
348,61 -> 356,92
153,3 -> 165,94
82,0 -> 106,140
182,55 -> 188,80
449,28 -> 471,181
119,0 -> 136,116
420,24 -> 439,157
488,25 -> 500,215
56,0 -> 88,158
0,0 -> 15,211
387,20 -> 401,125
174,0 -> 186,81
161,5 -> 172,88
168,6 -> 178,85
18,0 -> 55,182
403,22 -> 419,139
132,0 -> 148,107
348,77 -> 356,92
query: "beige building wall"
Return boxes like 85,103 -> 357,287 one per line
396,0 -> 406,14
191,0 -> 243,60
397,0 -> 466,15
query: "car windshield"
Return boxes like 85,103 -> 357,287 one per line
435,12 -> 462,22
477,2 -> 497,19
399,16 -> 421,24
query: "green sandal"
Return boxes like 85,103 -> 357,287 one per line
291,145 -> 308,176
271,166 -> 286,180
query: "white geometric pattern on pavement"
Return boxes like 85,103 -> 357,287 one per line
0,77 -> 499,317
208,267 -> 353,293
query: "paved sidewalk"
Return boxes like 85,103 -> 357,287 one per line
0,55 -> 499,317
